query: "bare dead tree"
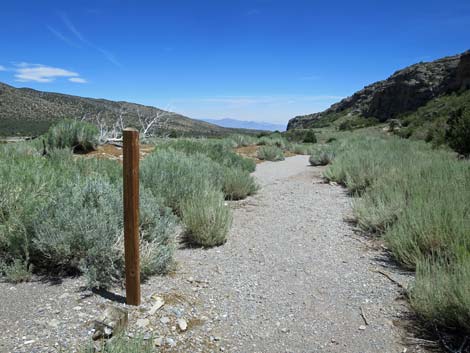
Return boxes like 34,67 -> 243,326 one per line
136,108 -> 174,138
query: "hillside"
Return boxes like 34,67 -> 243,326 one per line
287,50 -> 470,130
0,82 -> 258,137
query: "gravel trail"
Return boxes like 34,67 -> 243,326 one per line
0,155 -> 417,353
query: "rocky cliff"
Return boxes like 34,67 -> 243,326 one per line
287,50 -> 470,130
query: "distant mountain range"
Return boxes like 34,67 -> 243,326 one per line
201,118 -> 286,131
0,82 -> 262,137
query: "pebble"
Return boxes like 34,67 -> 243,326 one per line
166,337 -> 176,347
177,318 -> 188,332
136,318 -> 150,328
160,316 -> 170,324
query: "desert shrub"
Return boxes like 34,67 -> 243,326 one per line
222,167 -> 258,200
181,190 -> 232,247
324,133 -> 470,335
410,256 -> 470,333
288,143 -> 311,155
228,134 -> 257,147
257,135 -> 286,148
303,130 -> 317,143
446,107 -> 470,156
33,177 -> 177,288
156,138 -> 256,172
0,143 -> 175,288
141,149 -> 224,212
0,259 -> 32,283
257,146 -> 285,161
338,116 -> 380,131
81,334 -> 154,353
46,119 -> 99,153
309,145 -> 335,166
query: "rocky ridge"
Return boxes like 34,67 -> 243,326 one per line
287,50 -> 470,130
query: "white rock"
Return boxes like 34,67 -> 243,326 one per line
136,318 -> 150,328
160,316 -> 170,324
166,337 -> 176,347
154,337 -> 164,347
73,306 -> 82,311
177,318 -> 188,332
149,297 -> 165,315
358,325 -> 367,330
48,319 -> 60,328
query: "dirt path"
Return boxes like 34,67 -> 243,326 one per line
0,155 -> 417,353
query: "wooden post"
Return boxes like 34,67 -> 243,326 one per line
123,128 -> 141,306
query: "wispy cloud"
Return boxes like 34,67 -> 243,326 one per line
47,25 -> 80,48
47,12 -> 121,67
13,63 -> 87,83
58,12 -> 87,43
0,65 -> 6,71
68,77 -> 87,83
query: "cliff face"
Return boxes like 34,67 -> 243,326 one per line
287,50 -> 470,130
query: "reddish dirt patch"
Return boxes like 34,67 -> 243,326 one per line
83,143 -> 155,162
235,145 -> 263,163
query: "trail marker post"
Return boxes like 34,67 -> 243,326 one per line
123,128 -> 141,306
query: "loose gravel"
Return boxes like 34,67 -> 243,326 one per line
0,155 -> 423,353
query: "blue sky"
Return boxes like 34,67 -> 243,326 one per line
0,0 -> 469,125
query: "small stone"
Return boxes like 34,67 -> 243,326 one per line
59,293 -> 69,299
177,318 -> 187,332
358,325 -> 367,331
149,297 -> 165,315
166,337 -> 176,347
73,306 -> 82,311
154,337 -> 164,347
24,340 -> 35,345
281,328 -> 288,333
93,306 -> 128,340
160,316 -> 170,324
48,319 -> 60,328
136,318 -> 150,328
188,277 -> 194,283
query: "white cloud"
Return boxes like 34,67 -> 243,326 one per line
69,77 -> 87,83
0,65 -> 6,71
13,63 -> 86,83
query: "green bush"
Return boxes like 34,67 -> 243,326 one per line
181,190 -> 232,247
46,119 -> 99,153
257,146 -> 285,161
33,177 -> 176,288
303,130 -> 317,143
257,135 -> 287,148
227,134 -> 257,147
222,167 -> 258,200
141,149 -> 224,212
446,107 -> 470,156
81,334 -> 154,353
0,259 -> 32,283
288,143 -> 311,155
0,143 -> 175,288
309,145 -> 335,166
156,138 -> 256,172
323,133 -> 470,335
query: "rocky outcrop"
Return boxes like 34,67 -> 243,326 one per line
287,50 -> 470,130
